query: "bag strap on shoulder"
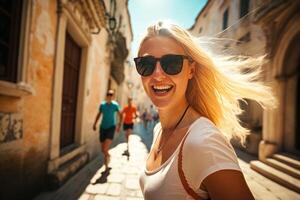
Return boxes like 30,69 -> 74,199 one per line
178,132 -> 204,200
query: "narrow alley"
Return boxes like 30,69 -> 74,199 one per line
1,1 -> 300,199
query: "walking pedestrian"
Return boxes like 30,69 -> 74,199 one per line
149,105 -> 159,125
121,97 -> 138,157
145,108 -> 153,128
134,21 -> 276,199
142,108 -> 152,130
93,89 -> 121,171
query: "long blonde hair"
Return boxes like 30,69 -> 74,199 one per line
137,21 -> 276,143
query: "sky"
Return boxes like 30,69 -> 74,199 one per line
128,0 -> 208,56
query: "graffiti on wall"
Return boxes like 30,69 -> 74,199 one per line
0,113 -> 23,143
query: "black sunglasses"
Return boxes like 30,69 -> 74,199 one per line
134,54 -> 191,77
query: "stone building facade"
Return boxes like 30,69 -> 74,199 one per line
0,0 -> 132,199
106,0 -> 133,105
189,0 -> 267,155
253,0 -> 300,159
189,0 -> 300,192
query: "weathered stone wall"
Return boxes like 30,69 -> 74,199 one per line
0,0 -> 133,198
0,0 -> 57,199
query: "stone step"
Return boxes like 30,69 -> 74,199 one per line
273,153 -> 300,170
250,160 -> 300,194
47,152 -> 89,189
265,158 -> 300,179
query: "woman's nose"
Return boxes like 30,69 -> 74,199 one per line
152,61 -> 165,77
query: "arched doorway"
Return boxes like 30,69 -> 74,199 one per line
282,33 -> 300,154
296,62 -> 300,150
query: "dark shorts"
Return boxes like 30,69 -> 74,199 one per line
123,123 -> 134,130
99,126 -> 116,142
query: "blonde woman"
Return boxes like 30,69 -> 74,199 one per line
134,21 -> 275,200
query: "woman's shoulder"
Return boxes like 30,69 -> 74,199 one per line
188,117 -> 221,137
185,117 -> 232,150
182,117 -> 240,191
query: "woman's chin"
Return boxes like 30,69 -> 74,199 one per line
150,98 -> 171,109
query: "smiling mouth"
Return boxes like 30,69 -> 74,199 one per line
151,85 -> 173,94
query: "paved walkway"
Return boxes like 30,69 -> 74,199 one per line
34,122 -> 153,200
35,122 -> 300,200
79,136 -> 146,200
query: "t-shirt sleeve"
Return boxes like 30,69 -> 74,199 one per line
99,103 -> 103,112
182,121 -> 241,192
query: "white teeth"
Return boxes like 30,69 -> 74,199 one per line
153,85 -> 172,90
152,85 -> 173,94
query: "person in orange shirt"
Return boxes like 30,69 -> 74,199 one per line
121,97 -> 138,157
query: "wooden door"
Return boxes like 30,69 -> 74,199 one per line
296,68 -> 300,150
60,32 -> 81,149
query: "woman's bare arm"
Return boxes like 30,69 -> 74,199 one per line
203,169 -> 255,200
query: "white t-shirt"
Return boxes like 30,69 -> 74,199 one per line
139,117 -> 241,200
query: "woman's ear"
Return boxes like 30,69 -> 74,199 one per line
188,61 -> 196,79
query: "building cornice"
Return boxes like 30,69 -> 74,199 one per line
58,0 -> 106,35
188,0 -> 212,31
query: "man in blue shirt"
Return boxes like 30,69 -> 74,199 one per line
93,89 -> 122,170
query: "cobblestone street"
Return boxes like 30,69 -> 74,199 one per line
35,122 -> 300,200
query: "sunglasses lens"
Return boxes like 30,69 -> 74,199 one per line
161,55 -> 183,75
134,56 -> 156,76
134,55 -> 185,76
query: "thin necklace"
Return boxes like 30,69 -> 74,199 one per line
155,105 -> 190,155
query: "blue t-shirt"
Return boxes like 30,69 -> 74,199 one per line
100,100 -> 120,129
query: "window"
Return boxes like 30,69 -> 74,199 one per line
222,8 -> 229,30
199,27 -> 203,34
0,0 -> 23,82
240,0 -> 250,18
